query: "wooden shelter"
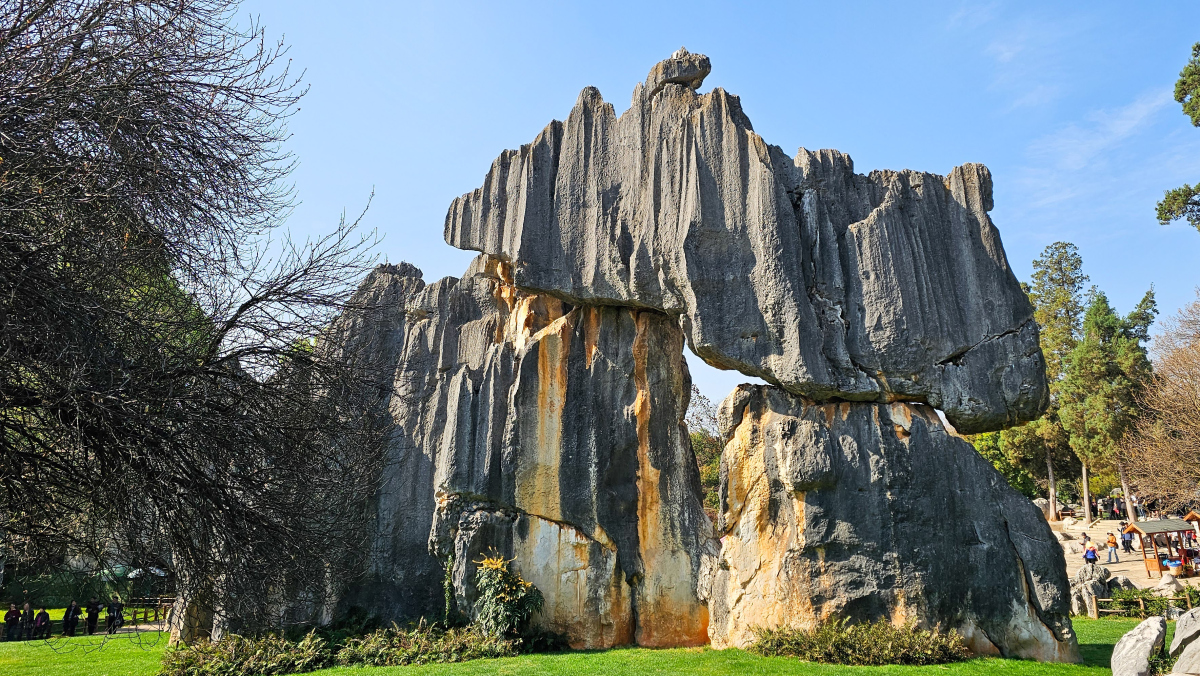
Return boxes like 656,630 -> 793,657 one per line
1123,519 -> 1198,578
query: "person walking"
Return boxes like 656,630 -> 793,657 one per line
4,604 -> 19,641
63,600 -> 81,637
85,597 -> 100,635
1106,532 -> 1120,563
1084,539 -> 1100,565
20,602 -> 34,640
105,595 -> 123,635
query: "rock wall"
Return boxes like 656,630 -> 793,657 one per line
709,384 -> 1078,662
339,256 -> 713,648
444,48 -> 1047,435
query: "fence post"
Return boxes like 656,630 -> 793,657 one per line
1139,597 -> 1147,618
1087,594 -> 1100,619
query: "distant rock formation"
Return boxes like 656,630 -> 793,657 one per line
329,49 -> 1076,662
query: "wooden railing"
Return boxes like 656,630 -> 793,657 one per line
1088,593 -> 1194,619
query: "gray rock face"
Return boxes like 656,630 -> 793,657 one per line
1111,616 -> 1166,676
338,256 -> 714,648
1172,607 -> 1200,658
708,384 -> 1078,662
445,51 -> 1048,434
1175,638 -> 1200,674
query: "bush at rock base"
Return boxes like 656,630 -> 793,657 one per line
159,623 -> 521,676
750,619 -> 971,666
474,555 -> 544,638
159,632 -> 332,676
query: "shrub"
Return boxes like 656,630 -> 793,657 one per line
474,555 -> 543,638
1106,587 -> 1200,618
336,621 -> 518,667
160,631 -> 332,676
751,618 -> 971,666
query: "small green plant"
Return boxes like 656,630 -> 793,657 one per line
444,551 -> 457,626
1149,649 -> 1178,676
751,618 -> 971,666
160,631 -> 332,676
474,554 -> 544,638
336,620 -> 517,667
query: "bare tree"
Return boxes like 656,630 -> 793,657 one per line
1124,290 -> 1200,511
0,0 -> 390,641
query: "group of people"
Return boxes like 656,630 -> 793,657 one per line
1079,528 -> 1137,565
3,596 -> 126,641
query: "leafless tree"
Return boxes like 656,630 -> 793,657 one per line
1124,290 -> 1200,511
0,0 -> 391,640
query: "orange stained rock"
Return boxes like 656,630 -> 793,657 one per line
629,311 -> 709,647
514,307 -> 573,523
511,515 -> 632,649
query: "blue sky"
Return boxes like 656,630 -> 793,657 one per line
240,0 -> 1200,404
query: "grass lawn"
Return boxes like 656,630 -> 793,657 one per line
0,617 -> 1163,676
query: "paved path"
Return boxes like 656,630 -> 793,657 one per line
1057,518 -> 1171,590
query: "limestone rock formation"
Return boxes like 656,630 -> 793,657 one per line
338,256 -> 713,648
322,49 -> 1074,662
707,384 -> 1078,662
445,50 -> 1048,434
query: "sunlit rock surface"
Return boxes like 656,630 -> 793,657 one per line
340,257 -> 712,648
708,384 -> 1079,662
445,51 -> 1047,434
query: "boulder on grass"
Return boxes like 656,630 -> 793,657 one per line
1111,616 -> 1166,676
1108,576 -> 1136,593
1171,607 -> 1200,658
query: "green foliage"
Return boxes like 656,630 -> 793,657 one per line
969,432 -> 1039,497
1176,42 -> 1200,126
1107,587 -> 1200,618
1059,290 -> 1156,473
751,619 -> 970,666
335,623 -> 518,667
692,430 -> 722,515
443,553 -> 457,626
1029,242 -> 1089,383
474,556 -> 544,638
1158,43 -> 1200,232
160,632 -> 332,676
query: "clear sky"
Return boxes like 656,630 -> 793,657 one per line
239,0 -> 1200,405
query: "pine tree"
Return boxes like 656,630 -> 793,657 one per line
1156,42 -> 1200,232
1060,290 -> 1156,522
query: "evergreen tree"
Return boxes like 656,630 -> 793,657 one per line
1060,290 -> 1157,522
1156,42 -> 1200,232
980,243 -> 1087,519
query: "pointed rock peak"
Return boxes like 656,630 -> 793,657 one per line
644,48 -> 711,99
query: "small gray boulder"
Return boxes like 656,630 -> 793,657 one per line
1111,616 -> 1166,676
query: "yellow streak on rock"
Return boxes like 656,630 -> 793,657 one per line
513,301 -> 572,523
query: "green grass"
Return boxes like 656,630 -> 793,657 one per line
0,618 -> 1162,676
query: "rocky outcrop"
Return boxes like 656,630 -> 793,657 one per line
322,49 -> 1072,661
338,256 -> 713,648
445,50 -> 1047,435
1112,616 -> 1166,676
707,384 -> 1078,662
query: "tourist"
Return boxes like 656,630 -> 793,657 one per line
33,607 -> 51,639
1106,532 -> 1120,563
1121,528 -> 1135,554
1084,540 -> 1099,565
85,597 -> 100,635
105,595 -> 123,635
63,600 -> 81,637
20,602 -> 34,640
4,604 -> 19,641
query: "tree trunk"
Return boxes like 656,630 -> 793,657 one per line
1118,460 -> 1138,523
1081,460 -> 1092,525
1046,450 -> 1058,521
